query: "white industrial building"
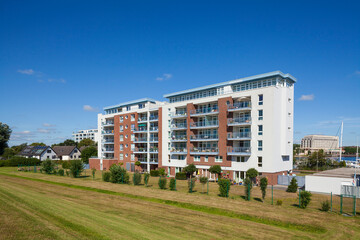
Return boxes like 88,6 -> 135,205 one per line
73,129 -> 100,143
301,135 -> 339,154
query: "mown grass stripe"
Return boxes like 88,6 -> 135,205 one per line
0,172 -> 326,234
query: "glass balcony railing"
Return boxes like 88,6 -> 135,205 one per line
134,147 -> 147,152
170,147 -> 187,153
138,158 -> 147,162
227,101 -> 251,111
103,140 -> 114,143
190,147 -> 219,153
170,135 -> 187,141
170,111 -> 187,118
149,147 -> 159,152
227,147 -> 251,154
149,116 -> 158,121
149,126 -> 158,131
138,117 -> 147,122
227,132 -> 251,139
102,130 -> 114,134
190,120 -> 219,128
134,127 -> 147,132
102,148 -> 114,152
227,117 -> 251,125
190,107 -> 219,116
102,122 -> 114,126
170,123 -> 187,129
135,137 -> 147,142
149,137 -> 158,142
190,134 -> 218,141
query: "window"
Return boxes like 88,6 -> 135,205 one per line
120,135 -> 124,141
205,156 -> 208,162
258,125 -> 263,135
194,156 -> 200,162
125,134 -> 128,139
131,144 -> 135,151
258,110 -> 263,120
131,154 -> 135,161
215,156 -> 222,162
47,150 -> 51,153
125,115 -> 128,119
258,157 -> 263,167
131,124 -> 135,130
258,140 -> 263,151
120,116 -> 123,123
120,126 -> 124,132
120,144 -> 123,151
125,125 -> 128,129
120,154 -> 124,160
125,154 -> 128,158
131,114 -> 135,121
125,144 -> 128,148
131,134 -> 135,141
258,94 -> 263,105
126,106 -> 131,111
138,103 -> 144,109
282,155 -> 290,161
236,156 -> 246,162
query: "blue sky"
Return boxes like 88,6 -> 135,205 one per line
0,0 -> 359,146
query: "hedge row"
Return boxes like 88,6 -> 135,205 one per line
0,156 -> 41,167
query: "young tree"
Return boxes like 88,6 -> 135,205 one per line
260,177 -> 268,201
209,165 -> 222,180
218,178 -> 231,197
41,160 -> 56,174
184,164 -> 197,177
246,168 -> 259,184
80,146 -> 97,164
244,177 -> 252,200
78,138 -> 96,148
0,122 -> 12,155
287,177 -> 298,193
299,191 -> 312,209
69,160 -> 84,178
200,176 -> 208,193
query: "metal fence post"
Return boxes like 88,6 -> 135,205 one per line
207,180 -> 209,195
248,184 -> 250,201
353,195 -> 356,216
227,180 -> 229,198
340,194 -> 343,214
175,178 -> 177,191
331,192 -> 333,212
271,185 -> 273,205
299,189 -> 301,208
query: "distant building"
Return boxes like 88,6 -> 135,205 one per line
300,135 -> 339,153
72,129 -> 99,143
52,146 -> 81,160
18,146 -> 57,161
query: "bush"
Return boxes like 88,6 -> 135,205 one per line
102,171 -> 111,182
110,164 -> 129,184
246,168 -> 259,183
41,160 -> 56,174
188,178 -> 196,193
244,177 -> 252,201
158,177 -> 167,189
184,164 -> 197,176
260,177 -> 268,200
91,168 -> 96,179
175,172 -> 187,180
169,178 -> 176,191
276,199 -> 283,206
66,170 -> 69,177
58,169 -> 64,176
1,156 -> 41,167
218,178 -> 230,197
158,168 -> 166,176
62,161 -> 70,169
150,170 -> 159,177
69,160 -> 84,178
287,178 -> 298,193
299,191 -> 312,209
144,173 -> 150,186
200,177 -> 208,184
133,172 -> 142,185
321,200 -> 330,212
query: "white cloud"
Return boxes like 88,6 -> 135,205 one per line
48,78 -> 66,84
156,73 -> 172,81
83,105 -> 99,112
16,130 -> 31,134
43,123 -> 55,127
18,69 -> 35,75
299,94 -> 314,101
37,128 -> 50,133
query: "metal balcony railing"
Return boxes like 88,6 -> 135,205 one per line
190,134 -> 218,140
170,123 -> 187,129
227,101 -> 251,110
149,137 -> 158,141
149,115 -> 158,121
190,107 -> 219,115
170,147 -> 187,153
134,127 -> 147,132
170,135 -> 187,141
170,111 -> 187,118
138,117 -> 147,122
227,117 -> 251,125
189,147 -> 219,153
134,147 -> 147,152
149,126 -> 158,131
102,130 -> 114,134
227,132 -> 251,139
135,137 -> 147,142
102,148 -> 114,152
190,120 -> 219,128
227,147 -> 251,154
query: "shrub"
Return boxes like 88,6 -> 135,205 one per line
200,176 -> 208,184
276,199 -> 283,206
184,164 -> 197,176
158,177 -> 167,189
218,178 -> 231,197
62,161 -> 71,169
244,177 -> 252,201
41,160 -> 56,174
321,200 -> 330,212
66,170 -> 69,177
188,178 -> 196,193
144,172 -> 150,186
53,169 -> 57,175
246,168 -> 259,183
91,168 -> 96,179
299,191 -> 312,209
109,164 -> 129,184
169,178 -> 176,191
260,177 -> 268,201
287,178 -> 298,193
69,160 -> 84,178
158,168 -> 166,176
175,172 -> 187,180
209,165 -> 222,179
58,169 -> 64,176
102,171 -> 111,182
150,170 -> 159,177
133,172 -> 142,185
2,156 -> 41,167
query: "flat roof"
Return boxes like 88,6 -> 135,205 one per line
163,71 -> 296,98
312,168 -> 356,178
104,98 -> 157,111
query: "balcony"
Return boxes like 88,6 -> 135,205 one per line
227,117 -> 251,126
149,115 -> 158,122
102,122 -> 114,126
149,126 -> 158,132
190,134 -> 219,141
149,147 -> 159,153
190,107 -> 219,116
170,147 -> 187,155
133,147 -> 147,153
102,148 -> 114,153
134,137 -> 147,143
189,147 -> 218,155
102,130 -> 114,135
170,123 -> 187,130
170,111 -> 187,119
103,140 -> 114,144
227,102 -> 251,112
149,137 -> 158,142
190,120 -> 218,129
170,135 -> 187,142
138,117 -> 147,123
227,147 -> 251,156
227,132 -> 251,140
134,127 -> 147,133
138,158 -> 159,164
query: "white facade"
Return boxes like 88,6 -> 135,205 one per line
301,135 -> 339,152
73,129 -> 100,143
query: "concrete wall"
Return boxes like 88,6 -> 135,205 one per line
305,175 -> 353,195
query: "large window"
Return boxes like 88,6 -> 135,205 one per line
258,140 -> 263,151
120,135 -> 123,141
120,154 -> 123,160
258,125 -> 263,135
215,156 -> 222,162
258,157 -> 263,167
120,144 -> 123,151
258,110 -> 263,120
258,94 -> 263,105
194,156 -> 200,162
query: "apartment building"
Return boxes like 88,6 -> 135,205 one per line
301,135 -> 339,154
72,129 -> 100,143
90,71 -> 295,184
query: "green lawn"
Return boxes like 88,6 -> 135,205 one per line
0,167 -> 359,239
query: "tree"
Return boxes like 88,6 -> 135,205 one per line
244,177 -> 252,200
246,168 -> 259,184
0,123 -> 12,155
287,177 -> 298,193
69,160 -> 84,178
218,178 -> 231,197
41,160 -> 56,174
184,164 -> 197,176
78,138 -> 96,148
30,142 -> 46,146
307,150 -> 326,169
260,177 -> 268,201
11,143 -> 27,154
209,165 -> 222,180
52,139 -> 77,147
2,148 -> 16,159
80,146 -> 97,164
299,191 -> 312,209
